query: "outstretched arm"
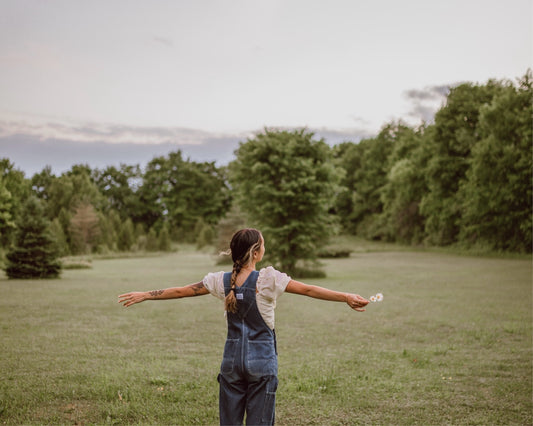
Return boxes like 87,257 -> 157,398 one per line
285,280 -> 369,312
118,282 -> 209,307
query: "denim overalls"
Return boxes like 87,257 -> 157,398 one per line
218,270 -> 278,426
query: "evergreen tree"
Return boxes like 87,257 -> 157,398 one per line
5,196 -> 61,279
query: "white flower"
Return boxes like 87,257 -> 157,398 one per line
370,295 -> 377,302
376,293 -> 383,302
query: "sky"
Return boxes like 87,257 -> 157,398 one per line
0,0 -> 531,177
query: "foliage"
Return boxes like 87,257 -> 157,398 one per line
96,210 -> 119,252
49,218 -> 69,257
333,71 -> 531,253
117,218 -> 135,252
69,202 -> 101,254
138,151 -> 231,240
195,218 -> 215,249
157,223 -> 172,252
230,128 -> 340,275
0,159 -> 30,246
92,164 -> 142,221
419,80 -> 506,245
0,175 -> 16,244
458,72 -> 533,252
144,228 -> 159,252
4,196 -> 61,279
39,164 -> 106,220
214,206 -> 247,264
379,126 -> 430,244
334,122 -> 411,239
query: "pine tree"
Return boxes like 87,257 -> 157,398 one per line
5,196 -> 61,279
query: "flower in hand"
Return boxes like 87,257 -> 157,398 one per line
369,293 -> 384,302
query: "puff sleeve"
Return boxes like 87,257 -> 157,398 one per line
256,266 -> 291,329
202,271 -> 225,300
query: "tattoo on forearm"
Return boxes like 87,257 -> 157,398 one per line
149,289 -> 164,297
191,282 -> 204,296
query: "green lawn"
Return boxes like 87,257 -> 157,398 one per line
0,243 -> 531,425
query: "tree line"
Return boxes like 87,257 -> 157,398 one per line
1,71 -> 531,277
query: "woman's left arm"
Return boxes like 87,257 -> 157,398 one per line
285,280 -> 369,311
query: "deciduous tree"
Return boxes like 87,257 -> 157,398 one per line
420,81 -> 505,245
69,202 -> 101,254
459,72 -> 532,252
138,151 -> 230,240
230,128 -> 339,275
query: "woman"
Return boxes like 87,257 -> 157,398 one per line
118,228 -> 368,425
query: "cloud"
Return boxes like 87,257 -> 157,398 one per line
403,83 -> 461,123
152,36 -> 174,47
0,118 -> 245,146
0,118 -> 247,176
252,125 -> 372,145
0,117 -> 376,177
309,127 -> 373,144
404,84 -> 451,101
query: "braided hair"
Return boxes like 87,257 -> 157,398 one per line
225,228 -> 262,313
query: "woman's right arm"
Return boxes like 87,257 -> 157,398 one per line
118,282 -> 209,307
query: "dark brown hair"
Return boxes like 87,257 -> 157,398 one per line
225,228 -> 262,313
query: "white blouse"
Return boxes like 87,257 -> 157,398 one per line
202,266 -> 291,329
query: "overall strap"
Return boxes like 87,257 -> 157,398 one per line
223,271 -> 259,319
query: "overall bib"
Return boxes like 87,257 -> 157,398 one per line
218,270 -> 278,426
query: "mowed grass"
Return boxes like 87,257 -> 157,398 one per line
0,242 -> 531,425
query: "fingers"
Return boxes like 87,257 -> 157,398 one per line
118,293 -> 137,307
354,295 -> 369,306
357,294 -> 369,304
347,294 -> 369,311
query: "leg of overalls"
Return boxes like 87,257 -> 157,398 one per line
218,373 -> 247,426
244,374 -> 278,425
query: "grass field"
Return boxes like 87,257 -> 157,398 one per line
0,240 -> 531,425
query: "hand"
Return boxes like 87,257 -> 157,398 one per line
346,294 -> 369,312
118,292 -> 147,307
